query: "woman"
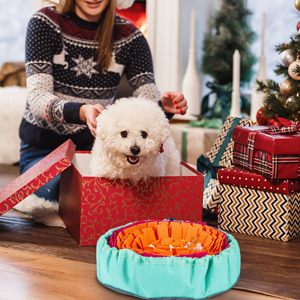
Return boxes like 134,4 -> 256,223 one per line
18,0 -> 188,209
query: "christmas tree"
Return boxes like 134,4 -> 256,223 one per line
202,0 -> 256,84
200,0 -> 256,121
256,9 -> 300,123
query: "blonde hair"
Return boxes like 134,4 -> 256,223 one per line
50,0 -> 115,72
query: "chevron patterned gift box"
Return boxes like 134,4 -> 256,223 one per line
197,116 -> 256,212
218,181 -> 300,241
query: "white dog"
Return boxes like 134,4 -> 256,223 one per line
90,97 -> 181,183
14,97 -> 181,227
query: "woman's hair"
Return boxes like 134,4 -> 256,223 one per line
52,0 -> 115,72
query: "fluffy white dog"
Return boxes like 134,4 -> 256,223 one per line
14,97 -> 181,227
90,97 -> 181,183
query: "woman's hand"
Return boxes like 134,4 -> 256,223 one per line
160,92 -> 188,115
79,104 -> 105,136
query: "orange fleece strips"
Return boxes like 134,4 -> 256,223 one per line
115,221 -> 226,257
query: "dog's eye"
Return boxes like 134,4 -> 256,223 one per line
121,131 -> 128,138
141,131 -> 148,139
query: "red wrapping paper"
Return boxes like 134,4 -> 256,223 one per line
232,125 -> 300,179
232,125 -> 300,154
0,139 -> 204,247
59,153 -> 204,246
218,166 -> 300,194
0,140 -> 75,216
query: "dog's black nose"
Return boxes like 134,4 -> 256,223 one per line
130,145 -> 140,155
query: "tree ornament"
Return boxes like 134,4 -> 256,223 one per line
295,0 -> 300,11
297,21 -> 300,32
256,107 -> 269,125
286,96 -> 300,112
280,49 -> 296,67
280,79 -> 293,97
279,96 -> 287,105
268,118 -> 280,126
288,58 -> 300,80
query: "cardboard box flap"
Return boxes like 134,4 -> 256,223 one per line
0,139 -> 76,216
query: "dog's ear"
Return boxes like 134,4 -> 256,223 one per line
158,119 -> 171,144
95,114 -> 108,140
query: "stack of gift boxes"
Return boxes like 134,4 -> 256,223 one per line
200,116 -> 300,242
197,116 -> 300,241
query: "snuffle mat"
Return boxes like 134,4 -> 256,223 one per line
97,219 -> 240,299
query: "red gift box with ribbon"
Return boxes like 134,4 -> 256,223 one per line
218,166 -> 300,194
232,118 -> 300,179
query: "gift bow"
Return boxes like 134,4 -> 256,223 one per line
263,117 -> 300,135
196,117 -> 241,189
201,81 -> 233,122
197,155 -> 224,187
201,81 -> 251,123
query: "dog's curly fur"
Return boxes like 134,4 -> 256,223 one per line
90,97 -> 181,183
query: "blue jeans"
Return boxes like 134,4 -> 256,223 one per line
19,141 -> 92,202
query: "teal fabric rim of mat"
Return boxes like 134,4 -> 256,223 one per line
96,223 -> 241,300
99,276 -> 240,300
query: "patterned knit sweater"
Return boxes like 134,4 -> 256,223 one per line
19,6 -> 162,150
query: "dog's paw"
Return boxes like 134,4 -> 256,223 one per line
13,194 -> 66,228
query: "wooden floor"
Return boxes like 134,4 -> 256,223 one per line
0,164 -> 299,300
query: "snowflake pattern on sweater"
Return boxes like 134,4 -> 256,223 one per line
20,6 -> 161,149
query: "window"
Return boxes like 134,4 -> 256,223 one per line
0,0 -> 34,68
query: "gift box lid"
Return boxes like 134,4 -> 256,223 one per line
232,125 -> 300,155
0,139 -> 76,216
218,166 -> 300,194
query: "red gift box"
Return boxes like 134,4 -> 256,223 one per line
0,140 -> 75,215
59,150 -> 204,246
0,140 -> 204,246
218,166 -> 300,194
232,125 -> 300,179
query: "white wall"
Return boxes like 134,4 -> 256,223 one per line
179,0 -> 219,97
147,0 -> 218,97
